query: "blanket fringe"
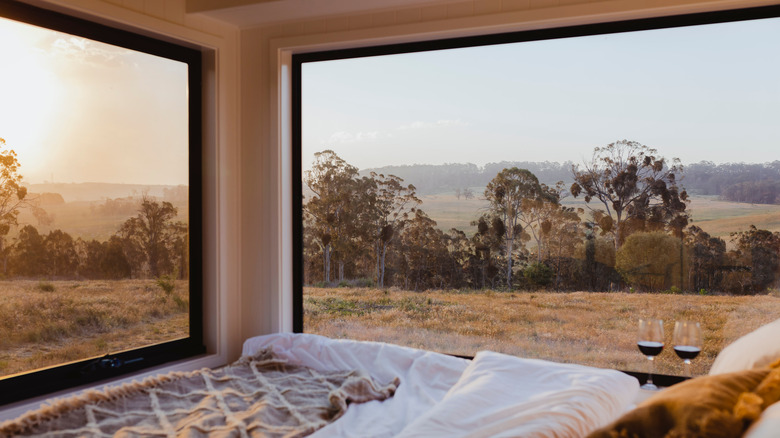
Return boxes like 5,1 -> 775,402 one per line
0,348 -> 280,436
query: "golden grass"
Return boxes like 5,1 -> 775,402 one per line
420,193 -> 780,242
414,194 -> 486,234
0,280 -> 189,377
304,287 -> 780,377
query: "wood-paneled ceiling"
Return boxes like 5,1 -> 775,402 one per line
186,0 -> 455,28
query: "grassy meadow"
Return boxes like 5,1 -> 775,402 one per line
420,193 -> 780,242
684,195 -> 780,240
305,286 -> 780,377
0,279 -> 189,377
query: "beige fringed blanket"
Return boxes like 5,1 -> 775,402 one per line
0,349 -> 399,437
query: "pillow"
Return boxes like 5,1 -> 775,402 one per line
744,400 -> 780,438
587,358 -> 780,438
710,318 -> 780,375
397,351 -> 639,438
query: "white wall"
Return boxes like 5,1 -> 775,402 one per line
3,0 -> 778,419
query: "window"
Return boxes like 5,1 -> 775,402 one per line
295,5 -> 780,379
0,1 -> 203,405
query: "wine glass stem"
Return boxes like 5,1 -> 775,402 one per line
647,356 -> 654,386
684,359 -> 691,378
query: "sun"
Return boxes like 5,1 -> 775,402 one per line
0,18 -> 63,182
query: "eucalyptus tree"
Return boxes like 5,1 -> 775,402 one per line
469,215 -> 506,289
304,150 -> 359,283
484,167 -> 546,288
77,237 -> 132,280
118,197 -> 184,278
394,210 -> 451,290
0,141 -> 29,273
44,229 -> 78,277
9,225 -> 46,276
570,140 -> 689,251
686,225 -> 726,292
364,172 -> 421,288
516,181 -> 568,263
730,226 -> 780,293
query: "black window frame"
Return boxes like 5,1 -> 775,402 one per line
0,0 -> 204,406
292,4 -> 780,386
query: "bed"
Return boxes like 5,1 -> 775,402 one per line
242,328 -> 780,438
242,333 -> 639,438
3,324 -> 780,437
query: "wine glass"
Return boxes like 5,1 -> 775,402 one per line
673,321 -> 702,377
637,319 -> 664,390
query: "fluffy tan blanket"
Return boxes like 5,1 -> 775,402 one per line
0,349 -> 399,437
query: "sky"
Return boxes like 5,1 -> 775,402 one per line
0,17 -> 189,185
302,16 -> 780,172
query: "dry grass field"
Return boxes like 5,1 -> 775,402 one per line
420,193 -> 780,241
305,287 -> 780,377
0,280 -> 189,377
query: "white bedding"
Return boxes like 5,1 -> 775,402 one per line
242,333 -> 639,438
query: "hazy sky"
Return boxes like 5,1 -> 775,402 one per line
302,16 -> 780,172
0,17 -> 188,185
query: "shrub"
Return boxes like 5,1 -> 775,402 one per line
523,262 -> 553,288
333,278 -> 375,288
352,278 -> 375,288
663,286 -> 682,295
156,276 -> 175,295
616,231 -> 686,291
37,282 -> 55,292
173,295 -> 189,311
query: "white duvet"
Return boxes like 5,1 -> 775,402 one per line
242,333 -> 638,438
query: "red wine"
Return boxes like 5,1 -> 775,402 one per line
674,345 -> 701,360
637,341 -> 664,357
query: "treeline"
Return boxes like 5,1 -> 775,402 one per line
3,198 -> 187,280
365,160 -> 780,205
685,161 -> 780,201
305,143 -> 780,294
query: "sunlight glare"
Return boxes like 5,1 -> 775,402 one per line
0,18 -> 63,182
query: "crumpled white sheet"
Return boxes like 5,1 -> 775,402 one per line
242,333 -> 469,438
242,333 -> 638,438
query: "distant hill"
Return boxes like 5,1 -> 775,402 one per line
360,160 -> 780,204
361,161 -> 576,195
26,183 -> 186,203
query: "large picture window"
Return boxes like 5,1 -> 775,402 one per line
295,5 -> 780,379
0,1 -> 202,405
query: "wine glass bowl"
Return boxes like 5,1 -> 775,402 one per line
673,321 -> 702,377
637,319 -> 664,390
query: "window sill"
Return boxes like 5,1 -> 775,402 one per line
0,353 -> 225,423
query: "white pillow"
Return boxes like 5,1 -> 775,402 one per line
396,351 -> 638,438
709,318 -> 780,375
744,401 -> 780,438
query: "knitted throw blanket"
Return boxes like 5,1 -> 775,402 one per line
0,349 -> 399,437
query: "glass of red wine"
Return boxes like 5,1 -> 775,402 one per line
673,321 -> 702,377
637,318 -> 664,390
